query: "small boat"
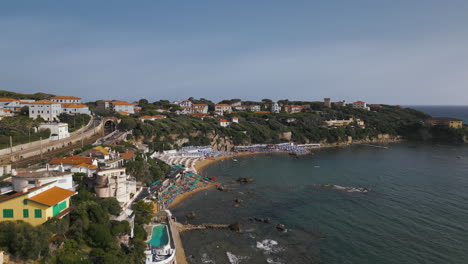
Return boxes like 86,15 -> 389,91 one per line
233,159 -> 238,162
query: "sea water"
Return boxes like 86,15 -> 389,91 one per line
173,143 -> 468,264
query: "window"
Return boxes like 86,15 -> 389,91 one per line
3,209 -> 13,218
23,209 -> 29,218
34,209 -> 42,218
23,199 -> 28,205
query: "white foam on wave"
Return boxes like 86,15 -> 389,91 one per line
226,252 -> 249,264
266,257 -> 284,264
201,253 -> 216,264
256,239 -> 283,254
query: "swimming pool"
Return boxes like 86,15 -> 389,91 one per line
147,224 -> 169,248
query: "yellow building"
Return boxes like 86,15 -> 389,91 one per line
426,117 -> 463,129
0,182 -> 76,226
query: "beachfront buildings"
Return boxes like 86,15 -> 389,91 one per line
0,182 -> 76,226
215,104 -> 232,115
39,122 -> 70,140
0,98 -> 20,110
426,117 -> 463,128
29,100 -> 62,121
352,101 -> 370,111
94,168 -> 137,204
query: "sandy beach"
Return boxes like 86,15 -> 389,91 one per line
194,151 -> 264,173
168,182 -> 216,209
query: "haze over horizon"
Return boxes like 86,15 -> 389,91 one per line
2,1 -> 468,105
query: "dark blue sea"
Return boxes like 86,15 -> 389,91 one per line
173,143 -> 468,264
408,105 -> 468,123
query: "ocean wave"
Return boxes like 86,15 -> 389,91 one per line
201,253 -> 216,264
226,252 -> 249,264
256,239 -> 283,254
266,257 -> 284,264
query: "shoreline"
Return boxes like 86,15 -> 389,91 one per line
168,182 -> 216,209
170,140 -> 402,208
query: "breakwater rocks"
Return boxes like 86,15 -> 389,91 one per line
237,177 -> 254,183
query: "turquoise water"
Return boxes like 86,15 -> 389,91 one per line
147,225 -> 169,248
173,143 -> 468,264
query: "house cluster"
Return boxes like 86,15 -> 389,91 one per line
97,100 -> 139,115
0,145 -> 138,226
425,117 -> 463,129
324,98 -> 376,111
324,118 -> 366,128
27,96 -> 91,121
1,95 -> 91,121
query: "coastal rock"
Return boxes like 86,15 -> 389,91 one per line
229,222 -> 241,232
233,203 -> 240,208
263,218 -> 271,224
234,198 -> 243,203
237,177 -> 254,184
276,224 -> 287,232
186,211 -> 196,219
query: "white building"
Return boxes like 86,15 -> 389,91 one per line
334,100 -> 346,107
139,115 -> 167,123
230,101 -> 242,107
96,100 -> 136,114
231,117 -> 239,123
12,170 -> 74,192
0,98 -> 20,109
271,102 -> 281,113
219,119 -> 231,127
193,104 -> 208,113
180,106 -> 195,115
29,100 -> 62,121
179,100 -> 193,107
95,168 -> 137,204
50,96 -> 81,104
249,105 -> 261,112
215,104 -> 232,115
352,101 -> 370,111
39,123 -> 70,140
61,103 -> 91,115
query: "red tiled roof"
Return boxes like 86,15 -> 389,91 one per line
61,103 -> 87,108
112,101 -> 135,105
0,98 -> 19,102
31,100 -> 61,105
51,96 -> 81,100
28,186 -> 76,207
50,155 -> 95,165
119,150 -> 135,160
353,101 -> 365,104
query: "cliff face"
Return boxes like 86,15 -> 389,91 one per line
139,130 -> 401,152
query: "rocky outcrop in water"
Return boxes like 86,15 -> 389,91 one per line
237,177 -> 254,183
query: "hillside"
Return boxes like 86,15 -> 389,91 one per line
0,90 -> 55,100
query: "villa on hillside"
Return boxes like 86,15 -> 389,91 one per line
425,117 -> 463,129
215,104 -> 232,115
352,101 -> 370,111
0,182 -> 76,226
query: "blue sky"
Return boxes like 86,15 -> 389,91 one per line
2,1 -> 468,104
